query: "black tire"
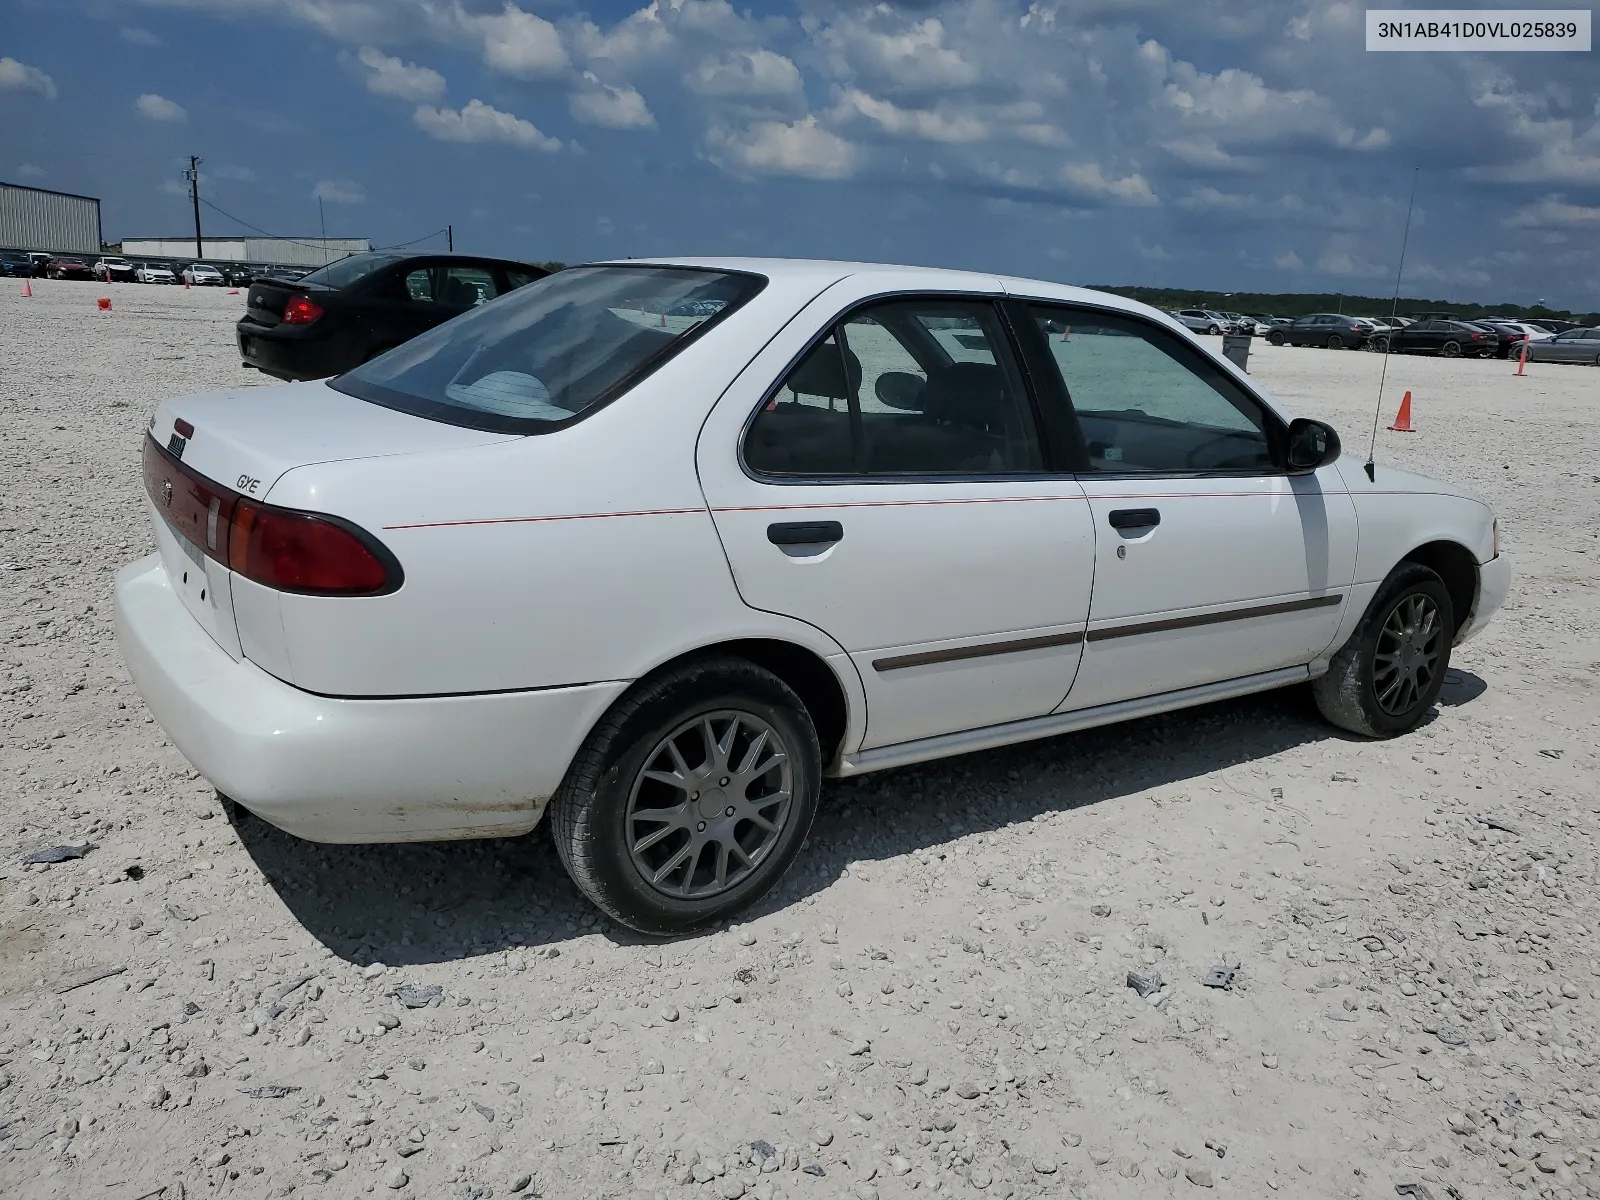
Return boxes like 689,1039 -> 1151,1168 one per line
1207,324 -> 1221,335
1441,340 -> 1462,358
1268,331 -> 1285,346
1372,336 -> 1390,353
1327,335 -> 1344,350
1312,562 -> 1455,738
549,655 -> 822,935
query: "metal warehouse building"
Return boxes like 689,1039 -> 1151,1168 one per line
120,236 -> 370,268
0,182 -> 103,255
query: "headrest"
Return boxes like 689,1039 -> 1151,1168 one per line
787,342 -> 861,401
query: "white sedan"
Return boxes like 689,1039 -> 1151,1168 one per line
115,258 -> 1510,933
135,262 -> 176,284
183,262 -> 225,286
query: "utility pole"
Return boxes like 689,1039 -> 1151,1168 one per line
186,155 -> 203,259
447,224 -> 453,253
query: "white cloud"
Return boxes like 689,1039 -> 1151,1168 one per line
570,73 -> 655,129
1315,249 -> 1387,277
413,99 -> 562,151
312,179 -> 365,204
1136,239 -> 1172,262
470,3 -> 570,79
355,46 -> 445,102
16,163 -> 46,179
0,56 -> 57,100
212,164 -> 257,182
1507,197 -> 1600,228
709,115 -> 861,181
685,49 -> 802,98
815,16 -> 978,92
121,27 -> 162,47
136,93 -> 186,121
1059,161 -> 1159,206
1273,250 -> 1305,271
828,89 -> 987,144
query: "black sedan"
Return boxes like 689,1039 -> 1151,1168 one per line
1371,318 -> 1498,358
1265,313 -> 1375,350
237,252 -> 550,382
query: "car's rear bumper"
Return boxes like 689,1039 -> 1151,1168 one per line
114,553 -> 627,844
236,323 -> 350,381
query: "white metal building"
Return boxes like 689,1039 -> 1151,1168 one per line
119,236 -> 371,268
1,183 -> 103,254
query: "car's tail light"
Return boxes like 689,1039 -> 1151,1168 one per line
1470,332 -> 1485,339
282,294 -> 324,325
143,435 -> 398,595
228,500 -> 391,594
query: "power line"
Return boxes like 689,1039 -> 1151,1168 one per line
196,195 -> 449,255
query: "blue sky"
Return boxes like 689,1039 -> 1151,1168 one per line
3,0 -> 1598,307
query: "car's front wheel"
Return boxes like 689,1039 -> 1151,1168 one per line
550,656 -> 822,935
1312,562 -> 1455,738
1268,331 -> 1286,346
1372,335 -> 1390,353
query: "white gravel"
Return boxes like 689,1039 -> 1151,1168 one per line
2,277 -> 1599,1199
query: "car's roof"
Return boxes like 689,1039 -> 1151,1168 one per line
597,256 -> 1174,324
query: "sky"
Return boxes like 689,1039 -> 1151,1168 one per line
2,0 -> 1599,308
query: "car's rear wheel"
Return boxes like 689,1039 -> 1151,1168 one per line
1312,562 -> 1455,738
1441,340 -> 1462,358
1372,335 -> 1390,353
549,656 -> 822,935
1268,331 -> 1286,346
1326,335 -> 1345,350
1207,324 -> 1221,335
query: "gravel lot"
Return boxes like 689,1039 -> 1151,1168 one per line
2,278 -> 1598,1200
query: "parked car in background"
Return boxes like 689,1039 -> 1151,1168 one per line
1268,313 -> 1374,349
1525,326 -> 1600,365
119,257 -> 1508,934
1173,309 -> 1235,334
1523,318 -> 1581,335
94,257 -> 137,282
0,251 -> 32,277
1223,312 -> 1257,335
1371,319 -> 1495,357
183,262 -> 226,286
1471,320 -> 1533,359
27,252 -> 51,276
1252,315 -> 1293,334
237,251 -> 550,381
135,262 -> 178,284
46,257 -> 95,280
1503,322 -> 1553,343
221,263 -> 257,287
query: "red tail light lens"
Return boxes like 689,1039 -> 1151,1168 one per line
144,434 -> 399,596
228,500 -> 391,594
1470,332 -> 1485,339
282,294 -> 324,325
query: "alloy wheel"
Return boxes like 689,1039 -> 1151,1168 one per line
625,710 -> 793,899
1441,341 -> 1461,358
1372,593 -> 1444,716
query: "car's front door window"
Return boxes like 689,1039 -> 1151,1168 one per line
1025,305 -> 1276,474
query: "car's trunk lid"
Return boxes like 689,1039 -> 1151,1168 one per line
145,381 -> 520,660
244,279 -> 335,328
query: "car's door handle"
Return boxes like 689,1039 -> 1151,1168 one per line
1108,508 -> 1161,530
767,520 -> 844,546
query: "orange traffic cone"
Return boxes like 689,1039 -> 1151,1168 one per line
21,279 -> 33,297
1060,325 -> 1071,343
184,278 -> 191,289
1515,343 -> 1528,376
97,297 -> 112,311
1387,390 -> 1414,433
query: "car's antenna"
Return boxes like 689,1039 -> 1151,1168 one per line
1365,167 -> 1420,482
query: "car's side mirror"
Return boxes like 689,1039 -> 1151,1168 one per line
1286,418 -> 1341,473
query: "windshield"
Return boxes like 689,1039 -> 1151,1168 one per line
331,265 -> 765,433
297,253 -> 403,289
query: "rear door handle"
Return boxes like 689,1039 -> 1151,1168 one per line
767,520 -> 844,546
1108,508 -> 1161,530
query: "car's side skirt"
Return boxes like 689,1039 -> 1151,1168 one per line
834,663 -> 1319,777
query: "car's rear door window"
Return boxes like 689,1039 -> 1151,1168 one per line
745,297 -> 1043,477
1024,304 -> 1277,474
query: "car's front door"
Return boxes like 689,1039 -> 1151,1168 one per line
698,285 -> 1096,751
1017,302 -> 1358,710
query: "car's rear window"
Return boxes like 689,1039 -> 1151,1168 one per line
330,265 -> 766,434
298,253 -> 404,289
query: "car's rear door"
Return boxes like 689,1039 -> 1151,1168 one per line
697,279 -> 1095,752
1015,300 -> 1357,709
